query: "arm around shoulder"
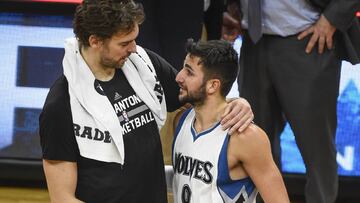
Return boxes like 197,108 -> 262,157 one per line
231,124 -> 290,203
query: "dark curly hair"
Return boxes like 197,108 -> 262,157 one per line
185,39 -> 239,97
73,0 -> 145,47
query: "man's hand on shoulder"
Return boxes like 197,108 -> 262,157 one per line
221,98 -> 254,134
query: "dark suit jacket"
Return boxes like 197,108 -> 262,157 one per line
135,0 -> 204,70
309,0 -> 360,64
135,0 -> 224,69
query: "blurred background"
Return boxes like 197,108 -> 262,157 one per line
0,0 -> 359,202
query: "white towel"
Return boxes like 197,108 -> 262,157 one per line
63,37 -> 167,164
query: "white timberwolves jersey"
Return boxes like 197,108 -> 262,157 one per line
172,109 -> 258,203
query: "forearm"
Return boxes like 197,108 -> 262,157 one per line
49,194 -> 84,203
257,167 -> 289,203
43,160 -> 83,203
245,162 -> 289,203
47,179 -> 83,203
252,163 -> 290,203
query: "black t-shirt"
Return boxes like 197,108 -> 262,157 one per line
39,50 -> 181,203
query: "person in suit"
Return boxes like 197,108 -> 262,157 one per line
222,0 -> 360,203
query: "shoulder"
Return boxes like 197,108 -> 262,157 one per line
43,75 -> 69,104
39,76 -> 78,161
42,75 -> 70,115
40,75 -> 72,127
232,123 -> 269,145
229,123 -> 271,160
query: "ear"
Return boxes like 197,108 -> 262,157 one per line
207,79 -> 221,94
88,35 -> 103,48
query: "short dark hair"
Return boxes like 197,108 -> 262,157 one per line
73,0 -> 145,47
185,39 -> 239,97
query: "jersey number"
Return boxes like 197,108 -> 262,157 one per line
181,184 -> 191,203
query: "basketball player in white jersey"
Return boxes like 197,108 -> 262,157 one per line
172,39 -> 290,203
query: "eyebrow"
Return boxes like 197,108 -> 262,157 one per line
120,39 -> 134,44
119,35 -> 137,44
184,63 -> 194,72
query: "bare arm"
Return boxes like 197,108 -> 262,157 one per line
43,159 -> 84,203
231,125 -> 289,203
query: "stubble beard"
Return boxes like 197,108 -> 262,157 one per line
100,56 -> 125,69
179,84 -> 207,106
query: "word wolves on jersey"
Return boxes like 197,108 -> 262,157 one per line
174,152 -> 213,184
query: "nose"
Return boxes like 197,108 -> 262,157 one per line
175,69 -> 184,84
128,40 -> 137,53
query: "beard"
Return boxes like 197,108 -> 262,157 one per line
100,55 -> 126,69
178,84 -> 206,105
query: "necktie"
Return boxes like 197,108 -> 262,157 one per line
248,0 -> 262,43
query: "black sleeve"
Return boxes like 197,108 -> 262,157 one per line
145,48 -> 183,112
323,0 -> 360,32
39,76 -> 79,162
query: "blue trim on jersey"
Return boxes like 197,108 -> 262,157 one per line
217,135 -> 256,199
172,108 -> 193,168
191,121 -> 221,142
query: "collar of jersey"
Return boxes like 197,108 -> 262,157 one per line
191,118 -> 221,142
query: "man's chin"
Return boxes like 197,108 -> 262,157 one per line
179,96 -> 196,105
178,95 -> 188,104
117,62 -> 125,68
118,59 -> 127,67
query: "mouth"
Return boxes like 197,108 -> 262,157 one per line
120,55 -> 130,61
117,57 -> 128,65
179,87 -> 187,95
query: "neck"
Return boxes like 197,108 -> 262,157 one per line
193,96 -> 227,133
80,46 -> 115,81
